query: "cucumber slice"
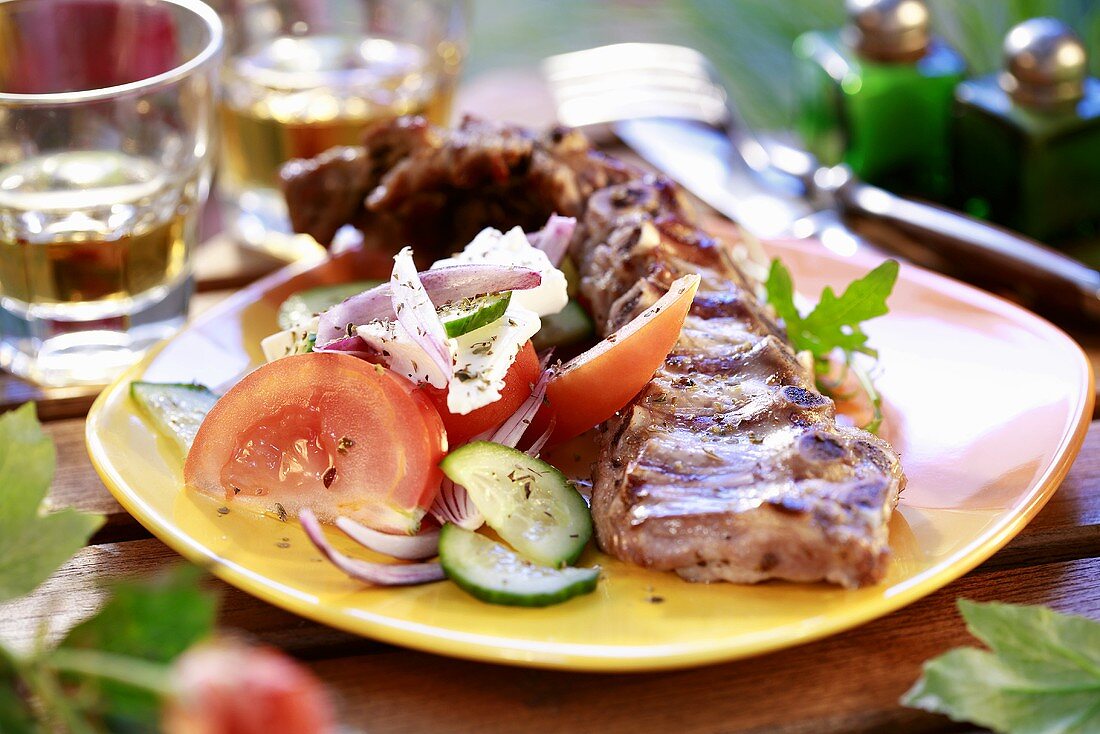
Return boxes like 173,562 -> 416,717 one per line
130,382 -> 218,455
532,300 -> 594,350
440,442 -> 592,567
439,524 -> 598,607
438,292 -> 511,338
277,280 -> 382,329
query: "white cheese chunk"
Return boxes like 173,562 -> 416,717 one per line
356,319 -> 452,388
446,306 -> 541,415
261,316 -> 319,362
356,308 -> 540,415
430,226 -> 568,317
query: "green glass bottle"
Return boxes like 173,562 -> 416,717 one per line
793,0 -> 966,200
953,18 -> 1100,244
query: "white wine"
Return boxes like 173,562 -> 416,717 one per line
220,35 -> 455,192
218,35 -> 457,250
0,150 -> 201,385
0,151 -> 195,313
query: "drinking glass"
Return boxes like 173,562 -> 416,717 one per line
215,0 -> 469,257
0,0 -> 222,387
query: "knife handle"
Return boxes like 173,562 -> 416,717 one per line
836,181 -> 1100,323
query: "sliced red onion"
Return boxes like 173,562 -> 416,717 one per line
486,367 -> 552,448
335,517 -> 439,560
391,247 -> 452,389
527,215 -> 576,267
299,509 -> 444,586
429,479 -> 484,531
313,334 -> 380,361
525,417 -> 557,457
428,351 -> 557,530
317,264 -> 542,345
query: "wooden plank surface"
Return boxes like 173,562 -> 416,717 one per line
311,557 -> 1100,734
4,536 -> 1099,733
4,409 -> 1097,731
2,232 -> 1099,732
3,81 -> 1100,730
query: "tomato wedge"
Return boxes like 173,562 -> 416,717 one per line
420,340 -> 539,446
537,274 -> 700,444
184,353 -> 446,534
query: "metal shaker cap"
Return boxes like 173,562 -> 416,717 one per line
1000,17 -> 1088,107
844,0 -> 931,61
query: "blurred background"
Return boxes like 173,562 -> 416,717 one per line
466,0 -> 1100,130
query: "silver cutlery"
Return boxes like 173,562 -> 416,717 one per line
543,43 -> 1100,323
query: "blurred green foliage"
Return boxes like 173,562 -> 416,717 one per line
467,0 -> 1100,129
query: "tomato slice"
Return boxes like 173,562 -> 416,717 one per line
420,340 -> 539,446
536,274 -> 700,444
184,353 -> 446,534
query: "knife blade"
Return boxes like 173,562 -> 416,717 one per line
616,117 -> 1100,324
616,118 -> 811,239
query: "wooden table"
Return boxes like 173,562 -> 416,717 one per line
4,106 -> 1100,734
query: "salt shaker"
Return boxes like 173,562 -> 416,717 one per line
953,18 -> 1100,244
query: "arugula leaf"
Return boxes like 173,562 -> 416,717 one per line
765,258 -> 899,361
902,600 -> 1100,734
0,404 -> 104,602
763,258 -> 801,330
764,259 -> 898,432
56,565 -> 216,726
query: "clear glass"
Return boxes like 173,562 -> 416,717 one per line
0,0 -> 222,387
213,0 -> 469,258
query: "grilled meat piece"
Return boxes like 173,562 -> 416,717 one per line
577,182 -> 904,588
280,116 -> 437,246
280,115 -> 634,257
281,116 -> 906,587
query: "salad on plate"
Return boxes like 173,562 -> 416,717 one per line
131,215 -> 700,607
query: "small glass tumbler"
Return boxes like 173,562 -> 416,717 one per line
0,0 -> 222,387
214,0 -> 469,257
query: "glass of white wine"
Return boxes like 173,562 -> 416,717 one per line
215,0 -> 469,258
0,0 -> 222,387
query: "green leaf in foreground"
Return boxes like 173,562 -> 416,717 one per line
0,646 -> 35,734
0,404 -> 104,602
765,258 -> 899,360
902,599 -> 1100,734
55,565 -> 217,727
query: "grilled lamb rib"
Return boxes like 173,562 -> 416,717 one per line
280,116 -> 906,587
577,182 -> 904,588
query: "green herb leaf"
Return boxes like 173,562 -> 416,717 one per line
902,599 -> 1100,733
763,258 -> 801,330
0,646 -> 35,734
764,259 -> 898,433
766,259 -> 899,361
0,404 -> 104,602
55,565 -> 216,726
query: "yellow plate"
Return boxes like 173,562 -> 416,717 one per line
86,239 -> 1094,672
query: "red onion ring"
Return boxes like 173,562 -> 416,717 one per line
391,247 -> 452,388
317,264 -> 541,346
299,510 -> 444,586
527,215 -> 576,267
335,517 -> 439,560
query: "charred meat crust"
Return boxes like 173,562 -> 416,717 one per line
281,116 -> 906,588
281,115 -> 636,259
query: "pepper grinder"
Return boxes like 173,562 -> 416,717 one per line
953,18 -> 1100,244
793,0 -> 966,200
